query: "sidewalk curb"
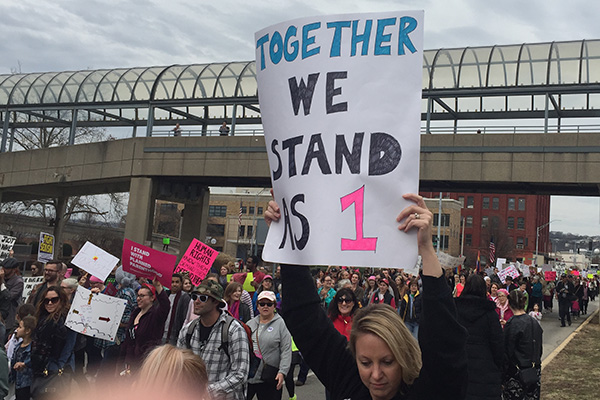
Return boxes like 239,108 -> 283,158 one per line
541,308 -> 599,371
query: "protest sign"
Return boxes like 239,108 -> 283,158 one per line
0,235 -> 16,262
174,239 -> 218,286
121,239 -> 176,288
495,258 -> 507,270
544,271 -> 557,281
497,265 -> 520,284
522,265 -> 531,278
38,232 -> 55,263
21,276 -> 44,302
72,241 -> 120,282
65,286 -> 127,342
437,252 -> 466,270
256,11 -> 424,269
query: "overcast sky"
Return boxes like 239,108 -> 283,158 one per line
1,0 -> 599,235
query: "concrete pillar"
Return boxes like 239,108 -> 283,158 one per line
124,177 -> 156,244
179,186 -> 209,258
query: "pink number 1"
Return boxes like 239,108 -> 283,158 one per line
340,185 -> 378,251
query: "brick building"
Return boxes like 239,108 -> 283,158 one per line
421,192 -> 551,267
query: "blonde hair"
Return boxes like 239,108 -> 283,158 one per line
349,304 -> 422,388
136,345 -> 208,397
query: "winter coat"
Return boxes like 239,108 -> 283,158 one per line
455,294 -> 504,400
399,291 -> 422,323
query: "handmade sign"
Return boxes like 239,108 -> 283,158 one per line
544,271 -> 557,281
497,265 -> 520,284
256,11 -> 424,268
437,252 -> 466,270
38,232 -> 55,263
65,286 -> 127,342
174,239 -> 218,286
72,241 -> 120,282
0,235 -> 16,262
21,276 -> 44,302
121,239 -> 176,288
495,258 -> 507,270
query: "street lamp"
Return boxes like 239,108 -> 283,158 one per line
535,219 -> 560,265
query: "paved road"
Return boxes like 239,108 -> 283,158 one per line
286,298 -> 600,400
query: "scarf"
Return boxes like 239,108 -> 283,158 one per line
495,298 -> 509,319
229,300 -> 240,320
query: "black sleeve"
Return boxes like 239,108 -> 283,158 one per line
281,265 -> 365,398
412,274 -> 468,400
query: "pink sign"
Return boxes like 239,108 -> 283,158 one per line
544,271 -> 557,281
122,239 -> 177,288
174,239 -> 218,286
571,270 -> 580,276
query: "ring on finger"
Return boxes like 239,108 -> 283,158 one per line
414,213 -> 420,219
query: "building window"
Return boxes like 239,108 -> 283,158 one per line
247,225 -> 253,238
433,213 -> 450,227
491,216 -> 500,228
239,225 -> 245,237
492,197 -> 499,210
482,197 -> 490,209
465,234 -> 472,246
466,216 -> 473,227
517,237 -> 524,249
467,196 -> 474,209
241,206 -> 247,214
517,217 -> 525,230
257,207 -> 263,215
208,205 -> 227,217
508,217 -> 514,229
458,196 -> 465,207
249,206 -> 255,215
482,216 -> 488,228
207,224 -> 225,236
160,203 -> 178,212
508,198 -> 515,210
518,198 -> 526,211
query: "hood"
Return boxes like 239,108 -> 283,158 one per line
455,294 -> 496,322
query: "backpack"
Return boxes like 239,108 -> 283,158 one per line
185,312 -> 260,376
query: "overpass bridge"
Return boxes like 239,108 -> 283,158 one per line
1,133 -> 598,251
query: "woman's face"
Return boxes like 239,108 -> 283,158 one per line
351,274 -> 359,284
137,288 -> 154,309
220,266 -> 228,276
44,290 -> 61,314
395,276 -> 402,287
337,294 -> 355,316
378,282 -> 389,293
232,287 -> 242,302
262,278 -> 273,290
183,279 -> 192,292
355,333 -> 403,400
368,279 -> 376,289
460,275 -> 466,284
257,298 -> 275,318
341,270 -> 350,280
491,284 -> 498,296
497,292 -> 507,305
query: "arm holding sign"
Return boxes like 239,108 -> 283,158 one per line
270,193 -> 467,399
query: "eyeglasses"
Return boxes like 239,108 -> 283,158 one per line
192,294 -> 210,302
258,302 -> 274,307
337,297 -> 354,304
43,297 -> 60,305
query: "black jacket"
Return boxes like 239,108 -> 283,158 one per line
455,295 -> 504,400
281,265 -> 467,400
503,314 -> 543,375
556,280 -> 575,303
399,292 -> 422,323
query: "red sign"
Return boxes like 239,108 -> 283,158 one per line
122,239 -> 177,288
544,271 -> 557,281
174,239 -> 218,286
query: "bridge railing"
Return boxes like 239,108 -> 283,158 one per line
151,128 -> 265,137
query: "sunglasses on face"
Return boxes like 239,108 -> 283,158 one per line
43,297 -> 60,305
258,302 -> 274,307
337,297 -> 354,304
192,294 -> 210,302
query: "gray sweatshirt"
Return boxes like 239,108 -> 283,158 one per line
247,313 -> 292,384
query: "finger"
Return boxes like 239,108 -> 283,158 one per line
402,193 -> 426,208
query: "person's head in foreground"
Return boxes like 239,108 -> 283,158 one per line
349,304 -> 422,399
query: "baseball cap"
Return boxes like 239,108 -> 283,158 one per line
257,290 -> 276,302
193,279 -> 226,307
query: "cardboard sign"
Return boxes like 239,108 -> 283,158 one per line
497,265 -> 520,284
437,252 -> 466,270
121,239 -> 176,288
495,258 -> 507,270
544,271 -> 557,281
21,276 -> 44,302
0,235 -> 16,262
65,286 -> 127,342
256,11 -> 424,269
174,239 -> 218,286
71,241 -> 120,282
38,232 -> 55,263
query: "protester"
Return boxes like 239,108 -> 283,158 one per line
10,315 -> 36,400
455,274 -> 503,400
28,261 -> 62,307
252,275 -> 280,314
182,276 -> 193,294
247,290 -> 291,400
542,277 -> 555,312
328,288 -> 359,341
1,257 -> 25,335
398,278 -> 421,339
529,276 -> 543,313
502,290 -> 543,400
363,276 -> 377,305
555,274 -> 575,327
369,278 -> 396,308
119,277 -> 169,373
490,282 -> 499,302
528,303 -> 542,325
31,286 -> 76,399
177,279 -> 249,400
495,289 -> 513,328
266,193 -> 468,399
225,282 -> 252,323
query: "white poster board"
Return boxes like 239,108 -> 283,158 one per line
495,258 -> 507,270
65,286 -> 127,342
21,276 -> 44,302
71,241 -> 120,281
437,252 -> 466,270
256,11 -> 424,269
0,235 -> 16,262
497,265 -> 521,284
